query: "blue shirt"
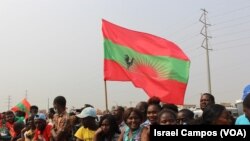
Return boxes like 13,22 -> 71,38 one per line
123,126 -> 143,141
235,114 -> 250,125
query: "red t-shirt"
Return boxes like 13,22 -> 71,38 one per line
34,124 -> 52,141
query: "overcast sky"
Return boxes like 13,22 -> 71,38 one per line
1,0 -> 250,111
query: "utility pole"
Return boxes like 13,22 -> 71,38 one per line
48,98 -> 50,112
200,8 -> 212,94
7,95 -> 11,110
25,90 -> 28,99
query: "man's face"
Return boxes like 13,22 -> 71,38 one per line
30,109 -> 38,116
112,106 -> 122,119
200,95 -> 213,111
244,107 -> 250,121
53,103 -> 60,113
27,117 -> 35,129
34,119 -> 46,131
5,113 -> 15,123
135,103 -> 146,115
177,112 -> 186,125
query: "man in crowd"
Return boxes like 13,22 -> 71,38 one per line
30,105 -> 39,117
33,113 -> 52,141
112,106 -> 125,132
235,84 -> 250,125
200,93 -> 215,111
5,111 -> 24,138
51,96 -> 71,141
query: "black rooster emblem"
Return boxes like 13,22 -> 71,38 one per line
124,55 -> 134,69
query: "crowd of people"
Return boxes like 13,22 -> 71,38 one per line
0,84 -> 249,141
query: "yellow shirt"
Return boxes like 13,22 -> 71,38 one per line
24,129 -> 35,141
74,126 -> 95,141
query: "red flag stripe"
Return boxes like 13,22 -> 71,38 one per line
11,106 -> 20,112
104,59 -> 187,104
22,99 -> 31,111
104,59 -> 130,81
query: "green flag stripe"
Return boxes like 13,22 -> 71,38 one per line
104,39 -> 190,83
16,103 -> 29,112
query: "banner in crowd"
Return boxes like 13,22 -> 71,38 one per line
11,98 -> 31,118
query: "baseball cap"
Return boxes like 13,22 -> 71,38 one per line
34,113 -> 46,121
242,84 -> 250,100
76,107 -> 96,118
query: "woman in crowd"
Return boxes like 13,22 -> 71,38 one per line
118,107 -> 146,141
142,97 -> 161,126
158,109 -> 177,125
93,114 -> 120,141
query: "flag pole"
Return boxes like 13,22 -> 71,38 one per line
104,80 -> 108,112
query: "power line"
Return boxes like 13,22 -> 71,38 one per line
190,52 -> 206,59
214,29 -> 250,38
211,19 -> 250,32
168,21 -> 199,37
213,28 -> 250,37
210,5 -> 250,19
212,36 -> 250,46
214,14 -> 250,25
178,33 -> 200,44
213,42 -> 250,51
184,46 -> 200,53
166,9 -> 200,37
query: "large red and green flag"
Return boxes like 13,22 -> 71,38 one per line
102,19 -> 190,105
11,98 -> 31,118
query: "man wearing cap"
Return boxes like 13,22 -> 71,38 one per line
235,84 -> 250,125
33,113 -> 53,141
74,107 -> 98,141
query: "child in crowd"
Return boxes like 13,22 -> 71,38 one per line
74,107 -> 98,141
